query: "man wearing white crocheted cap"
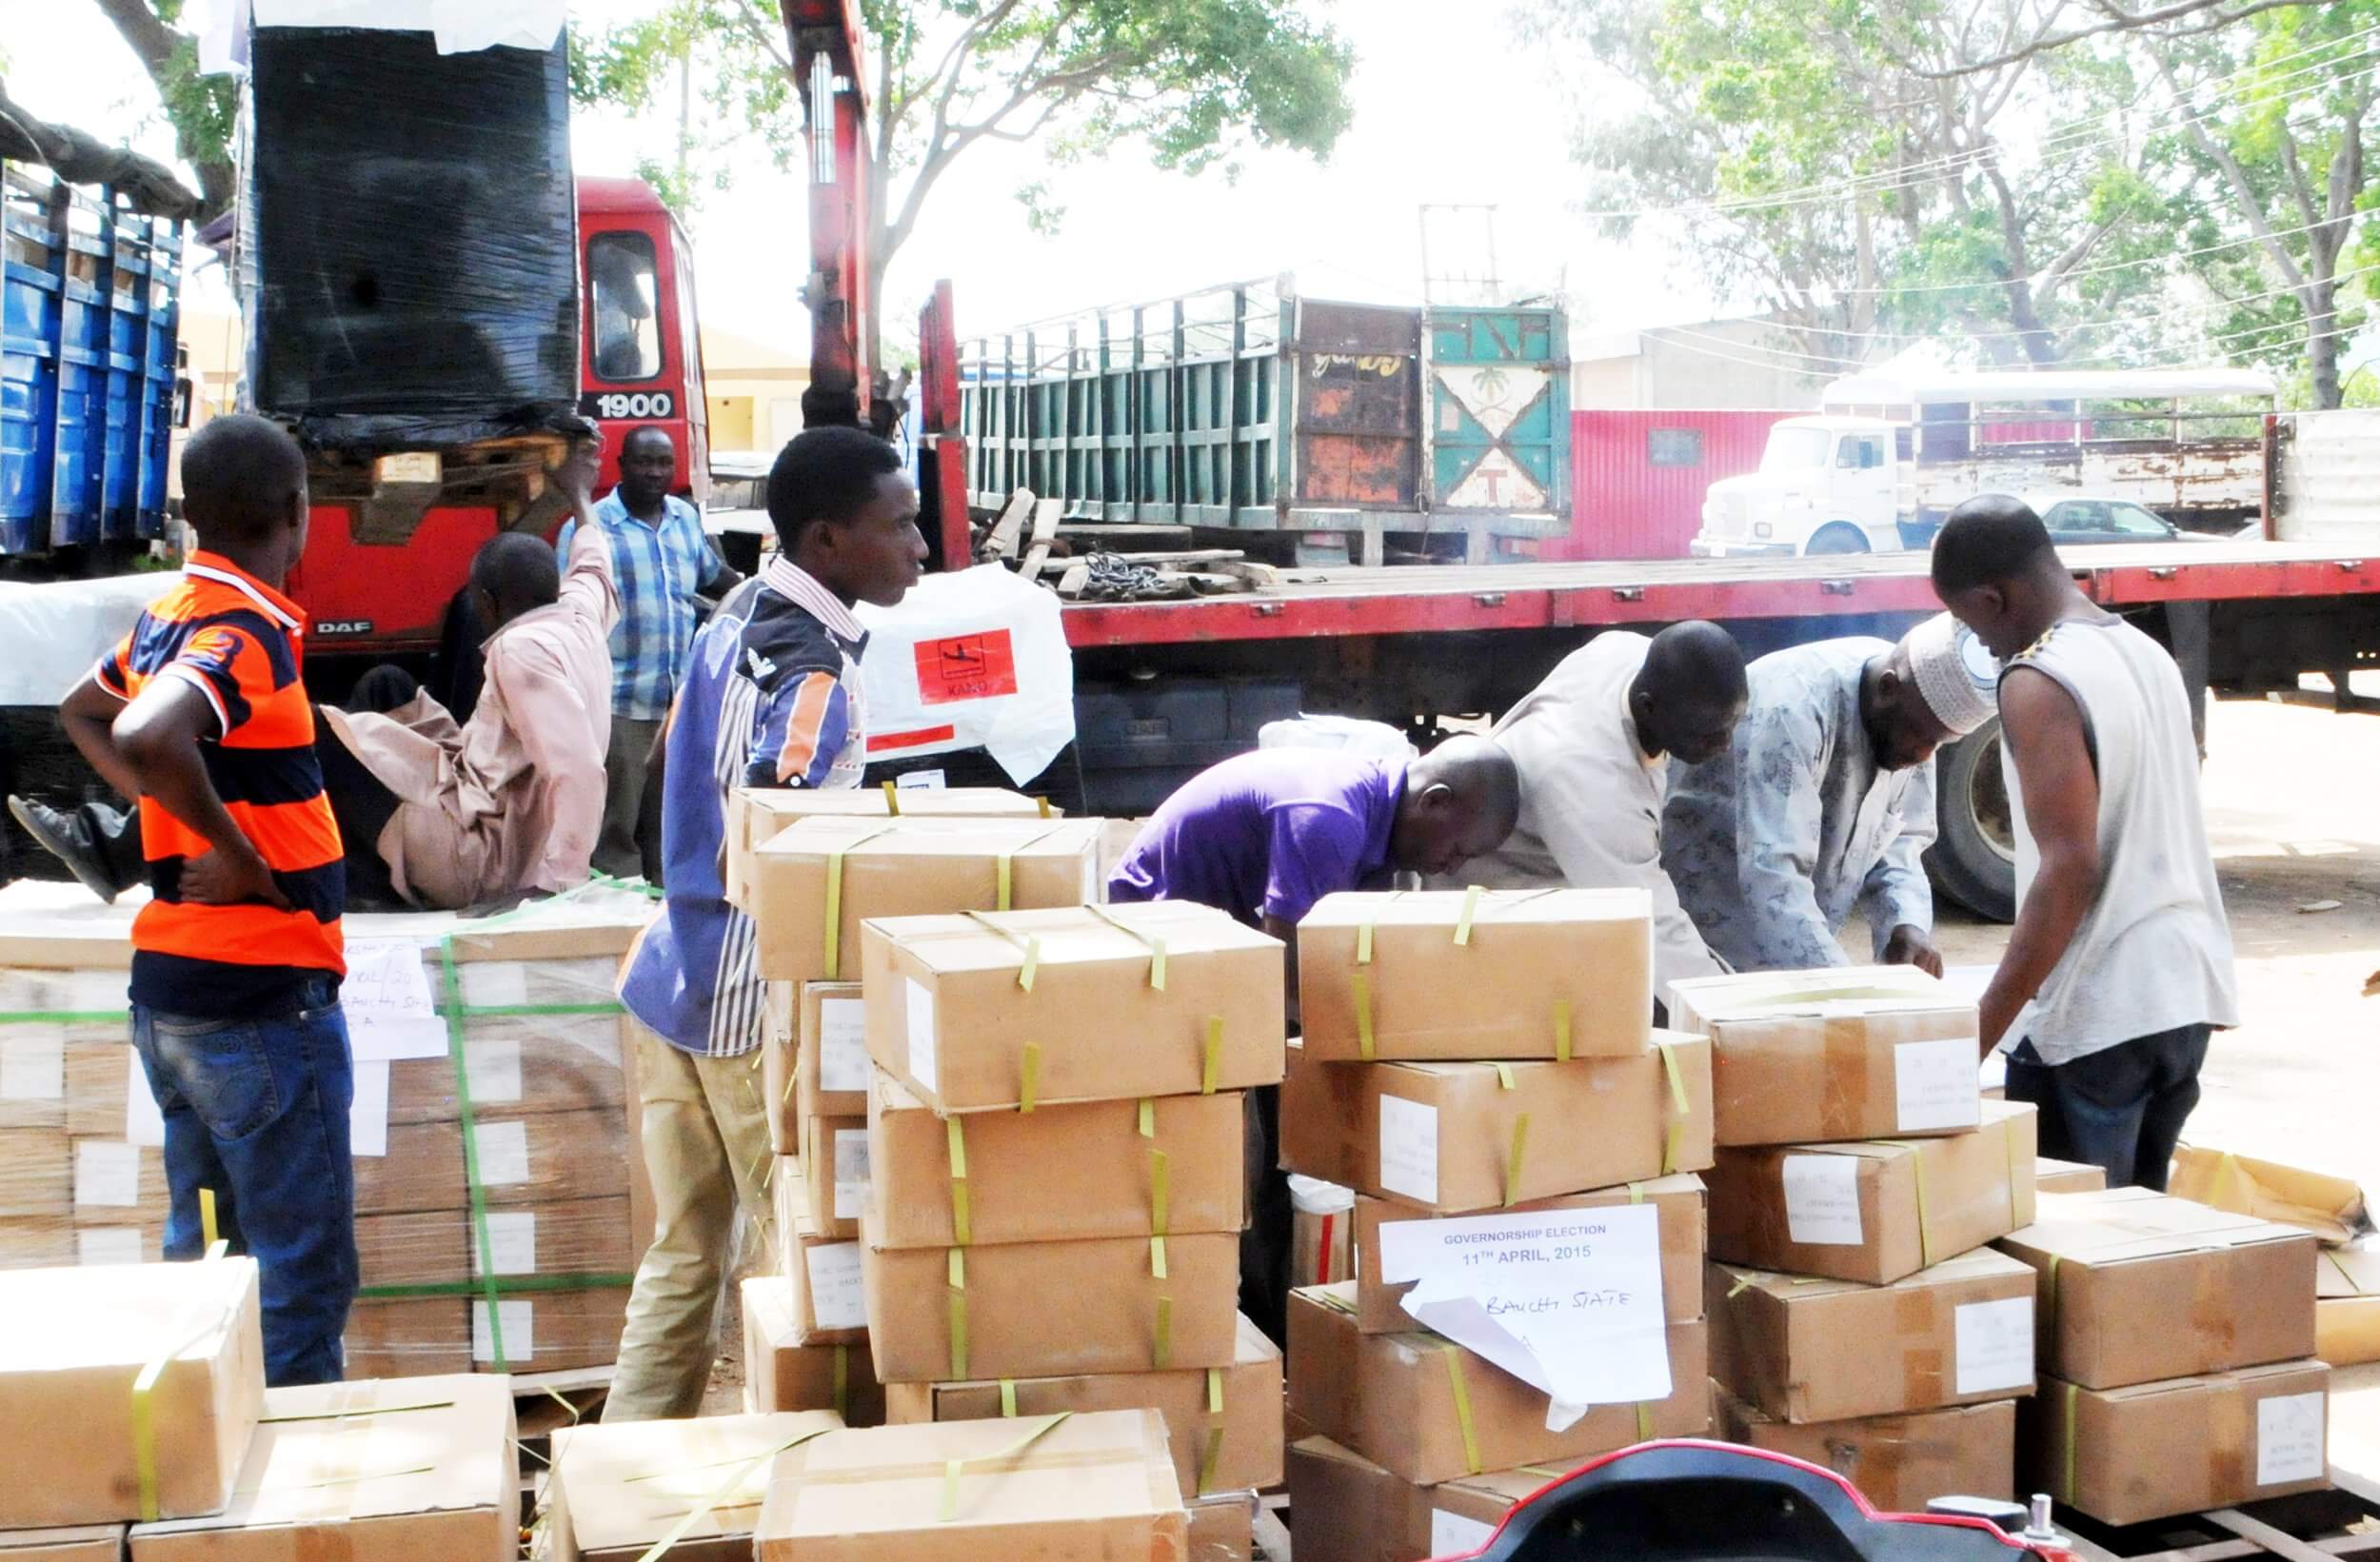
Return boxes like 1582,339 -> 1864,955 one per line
1663,612 -> 1998,975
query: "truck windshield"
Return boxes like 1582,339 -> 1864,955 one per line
588,230 -> 663,383
1760,425 -> 1833,472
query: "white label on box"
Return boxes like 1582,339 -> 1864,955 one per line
804,1242 -> 866,1331
2257,1392 -> 2327,1486
818,998 -> 871,1093
1954,1296 -> 2035,1394
1431,1511 -> 1497,1556
461,961 -> 532,1010
126,1054 -> 166,1148
0,1033 -> 64,1100
472,1211 -> 538,1276
74,1139 -> 140,1207
473,1299 -> 534,1363
894,769 -> 946,790
1781,1155 -> 1864,1246
341,939 -> 448,1061
833,1129 -> 871,1219
1894,1038 -> 1982,1132
475,1118 -> 532,1186
347,1059 -> 390,1158
904,979 -> 939,1096
1378,1095 -> 1439,1204
79,1227 -> 148,1266
465,1038 -> 525,1104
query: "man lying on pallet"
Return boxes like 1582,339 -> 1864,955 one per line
12,440 -> 621,916
1106,736 -> 1523,1343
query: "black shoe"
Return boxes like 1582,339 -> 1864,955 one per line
8,795 -> 138,903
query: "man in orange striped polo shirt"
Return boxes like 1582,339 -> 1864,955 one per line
53,414 -> 357,1385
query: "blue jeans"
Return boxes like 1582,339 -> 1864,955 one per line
2004,1023 -> 2212,1192
131,977 -> 359,1386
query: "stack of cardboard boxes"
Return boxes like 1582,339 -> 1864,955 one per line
1994,1185 -> 2327,1524
1684,965 -> 2041,1512
0,1257 -> 518,1560
0,884 -> 658,1380
1277,887 -> 1717,1560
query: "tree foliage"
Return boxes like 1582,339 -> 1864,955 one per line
573,0 -> 1355,354
83,0 -> 238,219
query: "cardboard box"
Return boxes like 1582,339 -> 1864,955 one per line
3,1025 -> 127,1135
2028,1360 -> 2330,1526
725,785 -> 1054,914
883,1313 -> 1283,1500
752,1407 -> 1186,1562
352,1107 -> 629,1216
1290,1176 -> 1355,1290
752,816 -> 1104,982
1286,1436 -> 1534,1562
356,1195 -> 635,1289
1296,889 -> 1651,1061
0,1256 -> 264,1527
802,1114 -> 869,1240
868,1072 -> 1243,1249
0,1216 -> 74,1271
762,985 -> 799,1157
863,904 -> 1284,1113
347,1290 -> 630,1379
65,1036 -> 135,1137
2169,1144 -> 2367,1245
344,1298 -> 472,1378
69,1142 -> 163,1224
0,1128 -> 69,1217
774,1163 -> 866,1344
548,1410 -> 844,1562
1286,1284 -> 1708,1486
128,1374 -> 518,1562
386,974 -> 629,1125
1705,1101 -> 2038,1285
741,1275 -> 886,1426
2035,1157 -> 2107,1194
864,1231 -> 1241,1383
1713,1387 -> 2014,1512
1706,1250 -> 2037,1423
760,981 -> 868,1155
2318,1248 -> 2380,1367
1994,1186 -> 2318,1390
1663,974 -> 1981,1146
1187,1493 -> 1254,1562
1667,963 -> 1944,1037
1354,1175 -> 1706,1334
0,1525 -> 123,1560
1280,1035 -> 1714,1214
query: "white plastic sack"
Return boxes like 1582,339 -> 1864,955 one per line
854,564 -> 1076,785
1259,713 -> 1417,762
0,573 -> 180,706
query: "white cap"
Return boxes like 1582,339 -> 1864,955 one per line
1907,612 -> 1998,736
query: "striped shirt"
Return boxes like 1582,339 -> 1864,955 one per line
97,553 -> 346,1016
558,491 -> 729,722
620,557 -> 868,1056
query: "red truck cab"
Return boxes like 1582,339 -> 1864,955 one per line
288,175 -> 707,655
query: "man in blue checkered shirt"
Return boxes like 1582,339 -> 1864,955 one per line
558,426 -> 742,879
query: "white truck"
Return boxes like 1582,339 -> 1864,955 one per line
1691,366 -> 2278,557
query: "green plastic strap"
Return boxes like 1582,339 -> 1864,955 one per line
947,1117 -> 973,1248
1636,1402 -> 1652,1442
2062,1382 -> 2078,1507
1138,1097 -> 1155,1138
1356,921 -> 1374,965
0,1010 -> 127,1023
357,1272 -> 633,1300
1442,1346 -> 1483,1474
1504,1113 -> 1531,1209
1019,1043 -> 1041,1114
1453,885 -> 1484,945
1153,1295 -> 1174,1370
1151,1149 -> 1172,1278
999,1379 -> 1017,1417
1198,1368 -> 1227,1495
948,1248 -> 970,1380
452,1001 -> 624,1018
939,1413 -> 1073,1524
634,1425 -> 835,1562
1627,1181 -> 1645,1204
1201,1018 -> 1222,1095
438,937 -> 510,1372
1353,973 -> 1376,1061
1553,1000 -> 1572,1062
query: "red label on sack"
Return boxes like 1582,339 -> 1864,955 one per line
912,631 -> 1019,705
869,725 -> 958,754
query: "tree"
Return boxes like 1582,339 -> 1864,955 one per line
574,0 -> 1355,361
83,0 -> 238,220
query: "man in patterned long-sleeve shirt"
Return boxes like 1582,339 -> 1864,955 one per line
605,425 -> 923,1420
1660,613 -> 1998,976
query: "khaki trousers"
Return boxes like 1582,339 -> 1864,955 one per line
604,1027 -> 777,1420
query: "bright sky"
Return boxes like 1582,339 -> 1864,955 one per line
4,1 -> 1708,358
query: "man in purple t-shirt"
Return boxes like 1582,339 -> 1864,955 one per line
1110,735 -> 1520,1340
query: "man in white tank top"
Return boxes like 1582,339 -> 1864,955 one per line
1931,495 -> 2238,1190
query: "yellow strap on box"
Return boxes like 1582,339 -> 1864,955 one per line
1018,1043 -> 1041,1115
131,1311 -> 234,1522
1453,885 -> 1484,946
1627,1180 -> 1645,1204
1138,1097 -> 1156,1138
1656,1040 -> 1690,1174
833,1345 -> 850,1421
1037,796 -> 1052,819
938,1412 -> 1074,1524
948,1249 -> 969,1381
1150,1150 -> 1173,1280
946,1117 -> 973,1247
1912,1149 -> 1934,1268
1198,1368 -> 1227,1495
1636,1402 -> 1652,1443
1019,937 -> 1040,991
1553,1000 -> 1572,1063
1441,1346 -> 1483,1475
1725,1270 -> 1756,1298
1353,973 -> 1376,1061
1357,921 -> 1374,965
999,1379 -> 1017,1417
1153,1296 -> 1174,1370
1086,904 -> 1167,989
1201,1018 -> 1222,1095
882,780 -> 902,815
199,1186 -> 219,1249
996,852 -> 1013,912
1504,1113 -> 1531,1209
1493,1062 -> 1516,1090
820,826 -> 895,979
634,1425 -> 837,1562
2062,1382 -> 2078,1507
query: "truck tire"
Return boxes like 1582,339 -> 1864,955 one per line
1806,524 -> 1870,555
1924,719 -> 2016,922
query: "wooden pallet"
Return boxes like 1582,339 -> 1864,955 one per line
2053,1471 -> 2380,1561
